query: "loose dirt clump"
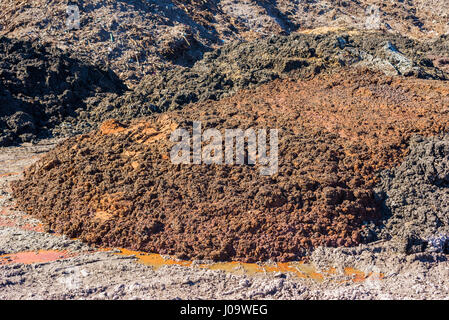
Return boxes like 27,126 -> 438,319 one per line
12,69 -> 449,262
0,36 -> 126,147
375,135 -> 449,253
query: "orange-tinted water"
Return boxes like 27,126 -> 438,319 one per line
0,250 -> 74,265
114,248 -> 382,283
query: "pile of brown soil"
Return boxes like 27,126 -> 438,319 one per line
0,36 -> 126,147
12,69 -> 449,262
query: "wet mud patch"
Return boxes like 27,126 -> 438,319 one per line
113,248 -> 383,283
0,250 -> 75,265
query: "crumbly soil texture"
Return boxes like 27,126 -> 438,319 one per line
1,0 -> 448,87
66,29 -> 449,130
12,69 -> 449,262
375,135 -> 449,254
3,30 -> 448,147
0,36 -> 126,147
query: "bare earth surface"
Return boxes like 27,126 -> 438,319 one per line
2,0 -> 449,300
2,140 -> 449,300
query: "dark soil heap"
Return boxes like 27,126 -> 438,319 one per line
70,30 -> 449,131
12,69 -> 449,262
375,135 -> 449,253
1,30 -> 448,147
0,37 -> 126,147
2,0 -> 448,87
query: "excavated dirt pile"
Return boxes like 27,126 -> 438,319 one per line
12,69 -> 449,262
0,36 -> 126,147
68,30 -> 449,131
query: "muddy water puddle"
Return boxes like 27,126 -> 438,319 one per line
0,250 -> 75,265
114,248 -> 383,283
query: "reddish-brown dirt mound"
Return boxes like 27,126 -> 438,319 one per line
12,69 -> 449,262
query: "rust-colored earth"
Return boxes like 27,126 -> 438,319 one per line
12,68 -> 449,262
